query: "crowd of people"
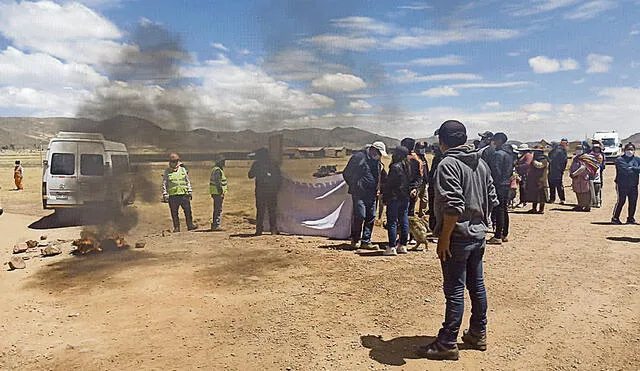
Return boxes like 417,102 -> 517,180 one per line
341,120 -> 639,360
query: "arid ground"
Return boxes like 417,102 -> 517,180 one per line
1,155 -> 639,370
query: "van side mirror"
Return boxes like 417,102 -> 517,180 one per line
43,160 -> 48,166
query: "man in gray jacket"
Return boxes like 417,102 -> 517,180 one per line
418,120 -> 498,361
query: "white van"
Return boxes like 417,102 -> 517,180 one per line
42,132 -> 135,211
593,131 -> 622,162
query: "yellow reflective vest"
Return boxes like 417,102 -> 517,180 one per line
166,167 -> 189,196
209,166 -> 228,195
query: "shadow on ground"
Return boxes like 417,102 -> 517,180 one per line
29,209 -> 138,231
25,249 -> 159,291
607,236 -> 640,243
361,335 -> 435,366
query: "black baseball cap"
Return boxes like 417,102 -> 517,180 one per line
437,120 -> 467,147
479,131 -> 494,139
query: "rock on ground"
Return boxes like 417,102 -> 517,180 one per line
41,246 -> 62,257
8,256 -> 26,270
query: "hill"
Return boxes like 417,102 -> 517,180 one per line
0,115 -> 400,152
623,133 -> 640,145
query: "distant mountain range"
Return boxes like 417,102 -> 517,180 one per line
0,115 -> 637,152
0,115 -> 400,153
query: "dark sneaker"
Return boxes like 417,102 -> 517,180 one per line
627,219 -> 638,225
416,341 -> 459,361
173,228 -> 181,233
486,237 -> 502,245
462,329 -> 487,351
187,224 -> 198,231
611,218 -> 622,225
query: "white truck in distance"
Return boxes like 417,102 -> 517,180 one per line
593,131 -> 622,163
42,132 -> 135,211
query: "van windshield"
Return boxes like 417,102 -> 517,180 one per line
51,153 -> 75,175
80,154 -> 104,176
601,138 -> 616,147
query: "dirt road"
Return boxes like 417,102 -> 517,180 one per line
1,159 -> 639,370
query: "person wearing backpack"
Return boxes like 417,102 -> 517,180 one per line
343,141 -> 387,250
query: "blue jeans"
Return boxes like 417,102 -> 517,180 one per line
351,195 -> 377,244
212,195 -> 224,227
386,198 -> 409,247
437,238 -> 488,347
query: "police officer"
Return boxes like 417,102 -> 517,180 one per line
209,156 -> 228,231
162,153 -> 197,232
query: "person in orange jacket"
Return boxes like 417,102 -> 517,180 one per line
14,160 -> 24,190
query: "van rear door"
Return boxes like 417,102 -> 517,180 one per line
47,141 -> 78,206
77,142 -> 107,204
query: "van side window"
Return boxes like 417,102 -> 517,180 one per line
51,153 -> 75,175
80,154 -> 104,176
111,155 -> 129,174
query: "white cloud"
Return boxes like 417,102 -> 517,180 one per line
522,102 -> 554,112
507,51 -> 521,57
0,1 -> 126,64
452,81 -> 530,89
631,30 -> 640,36
420,86 -> 460,97
398,3 -> 432,10
528,56 -> 580,73
211,43 -> 229,52
0,86 -> 90,116
510,0 -> 582,16
347,94 -> 375,99
263,49 -> 348,81
348,100 -> 372,110
418,81 -> 529,98
306,16 -> 520,52
393,70 -> 482,83
386,28 -> 520,49
564,1 -> 617,20
0,46 -> 107,89
386,55 -> 466,66
485,101 -> 501,108
306,35 -> 378,52
331,17 -> 395,35
311,73 -> 367,92
586,53 -> 613,73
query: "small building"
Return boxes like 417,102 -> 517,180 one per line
284,147 -> 326,159
324,147 -> 346,158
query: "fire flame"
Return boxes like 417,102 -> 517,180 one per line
73,224 -> 128,254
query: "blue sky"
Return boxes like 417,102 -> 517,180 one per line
0,0 -> 639,141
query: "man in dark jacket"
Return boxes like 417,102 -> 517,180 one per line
428,142 -> 444,231
548,141 -> 568,204
418,120 -> 498,361
381,146 -> 412,256
401,138 -> 423,217
248,148 -> 283,235
487,133 -> 514,245
343,141 -> 387,249
611,143 -> 640,224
